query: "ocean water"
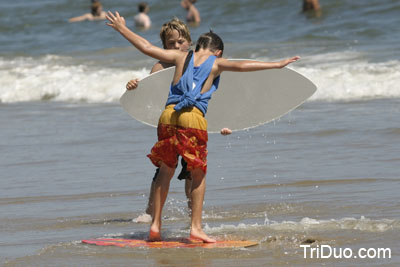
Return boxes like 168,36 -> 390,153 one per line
1,0 -> 400,266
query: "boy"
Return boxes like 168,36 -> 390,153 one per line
128,18 -> 194,223
128,19 -> 232,224
134,2 -> 151,30
106,11 -> 299,243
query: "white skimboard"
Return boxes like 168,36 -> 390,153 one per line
120,62 -> 316,133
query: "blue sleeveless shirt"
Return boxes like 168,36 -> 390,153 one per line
165,52 -> 220,115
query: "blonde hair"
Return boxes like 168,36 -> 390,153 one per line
160,18 -> 191,49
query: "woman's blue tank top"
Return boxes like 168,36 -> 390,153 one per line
165,52 -> 220,115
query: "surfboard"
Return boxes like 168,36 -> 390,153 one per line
120,62 -> 316,133
82,238 -> 258,248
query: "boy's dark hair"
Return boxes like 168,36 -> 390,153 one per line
138,2 -> 148,13
195,31 -> 224,55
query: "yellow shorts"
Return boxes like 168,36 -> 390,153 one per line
147,105 -> 208,173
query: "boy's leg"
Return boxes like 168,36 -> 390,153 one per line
189,168 -> 216,243
149,162 -> 175,241
133,179 -> 155,223
145,168 -> 160,216
185,178 -> 192,210
178,158 -> 192,210
145,180 -> 155,216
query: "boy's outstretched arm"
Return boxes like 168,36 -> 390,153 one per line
216,56 -> 300,74
106,11 -> 178,64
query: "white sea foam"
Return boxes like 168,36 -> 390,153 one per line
2,52 -> 400,103
204,216 -> 398,233
0,55 -> 148,103
293,51 -> 400,101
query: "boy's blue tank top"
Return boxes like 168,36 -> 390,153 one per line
165,52 -> 220,115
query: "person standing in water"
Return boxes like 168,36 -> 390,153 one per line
302,0 -> 322,17
128,18 -> 232,224
129,18 -> 194,223
134,2 -> 151,30
106,11 -> 298,243
68,1 -> 106,23
181,0 -> 201,25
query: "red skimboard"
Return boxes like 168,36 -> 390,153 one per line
82,238 -> 258,248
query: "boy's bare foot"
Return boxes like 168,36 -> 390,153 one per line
133,213 -> 152,223
148,225 -> 162,241
190,229 -> 216,243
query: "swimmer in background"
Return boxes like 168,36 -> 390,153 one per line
134,2 -> 151,30
302,0 -> 322,17
181,0 -> 201,26
68,1 -> 106,23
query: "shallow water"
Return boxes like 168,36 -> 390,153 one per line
1,0 -> 400,265
1,100 -> 399,266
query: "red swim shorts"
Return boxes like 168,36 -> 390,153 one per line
147,105 -> 208,174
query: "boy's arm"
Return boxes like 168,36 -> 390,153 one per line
126,62 -> 162,90
216,56 -> 300,74
126,78 -> 139,90
220,128 -> 232,135
150,62 -> 164,74
106,11 -> 179,64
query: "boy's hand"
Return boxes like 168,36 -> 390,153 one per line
220,128 -> 232,135
106,11 -> 126,31
126,78 -> 139,90
279,56 -> 300,68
